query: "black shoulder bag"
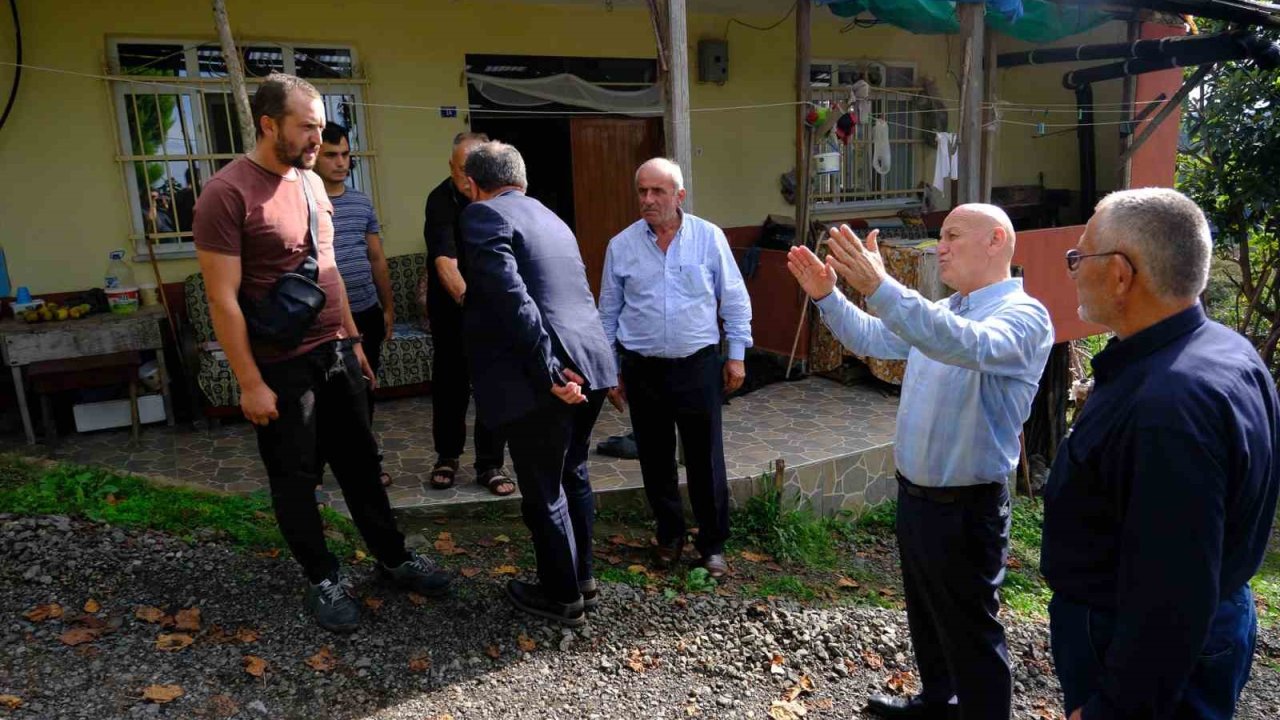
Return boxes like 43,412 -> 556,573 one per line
239,173 -> 328,349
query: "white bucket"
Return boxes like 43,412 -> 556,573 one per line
814,152 -> 841,175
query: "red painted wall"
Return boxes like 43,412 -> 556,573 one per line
1014,225 -> 1107,342
725,227 -> 809,358
1129,22 -> 1187,189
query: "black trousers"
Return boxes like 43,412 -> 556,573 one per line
351,303 -> 385,423
255,340 -> 408,584
502,391 -> 606,603
428,304 -> 505,471
621,344 -> 730,557
896,474 -> 1012,720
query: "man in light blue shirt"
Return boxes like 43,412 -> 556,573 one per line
598,158 -> 752,579
789,205 -> 1052,720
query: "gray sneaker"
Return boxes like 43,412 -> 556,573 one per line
580,577 -> 600,611
304,574 -> 359,634
380,552 -> 452,597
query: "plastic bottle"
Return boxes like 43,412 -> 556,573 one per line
104,250 -> 139,314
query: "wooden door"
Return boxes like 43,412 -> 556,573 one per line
570,117 -> 663,297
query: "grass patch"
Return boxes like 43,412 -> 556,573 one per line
730,475 -> 855,569
598,565 -> 651,587
748,575 -> 819,601
1003,499 -> 1051,617
0,455 -> 360,558
1251,512 -> 1280,629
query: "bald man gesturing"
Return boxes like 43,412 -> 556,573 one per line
789,205 -> 1053,720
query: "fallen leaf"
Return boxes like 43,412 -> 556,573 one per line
242,655 -> 269,677
253,511 -> 271,521
626,649 -> 646,673
836,576 -> 860,590
207,694 -> 239,718
460,567 -> 482,578
306,646 -> 337,672
474,537 -> 498,549
608,534 -> 629,546
141,684 -> 184,704
74,613 -> 107,630
517,634 -> 537,652
23,603 -> 63,622
408,592 -> 428,606
768,699 -> 808,720
174,607 -> 201,632
256,548 -> 281,559
494,534 -> 510,544
808,698 -> 835,711
626,564 -> 650,576
75,645 -> 101,659
784,686 -> 803,702
1006,555 -> 1024,570
861,650 -> 884,670
878,587 -> 896,597
799,675 -> 815,692
740,550 -> 771,563
490,565 -> 519,576
484,644 -> 501,660
83,598 -> 101,614
765,562 -> 785,572
0,695 -> 22,710
771,653 -> 786,667
104,493 -> 119,506
433,539 -> 456,553
59,627 -> 101,646
436,531 -> 453,542
135,606 -> 168,624
684,703 -> 700,716
364,597 -> 384,612
156,633 -> 195,652
886,670 -> 919,695
353,549 -> 368,562
600,554 -> 623,565
233,627 -> 260,644
409,654 -> 432,672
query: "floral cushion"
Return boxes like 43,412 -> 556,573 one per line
184,252 -> 434,410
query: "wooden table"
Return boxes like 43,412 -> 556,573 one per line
0,305 -> 174,444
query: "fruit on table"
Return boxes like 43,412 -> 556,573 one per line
55,308 -> 69,321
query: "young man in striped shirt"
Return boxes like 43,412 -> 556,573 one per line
316,121 -> 395,486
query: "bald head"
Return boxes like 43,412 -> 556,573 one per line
949,203 -> 1016,258
936,203 -> 1017,295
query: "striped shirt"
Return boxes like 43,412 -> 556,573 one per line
329,188 -> 382,313
815,277 -> 1052,487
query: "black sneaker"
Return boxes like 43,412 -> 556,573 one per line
580,577 -> 600,611
304,574 -> 359,634
505,579 -> 586,627
380,552 -> 452,596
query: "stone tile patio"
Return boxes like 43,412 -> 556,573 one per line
1,377 -> 900,517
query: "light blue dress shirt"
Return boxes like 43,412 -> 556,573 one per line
815,276 -> 1053,487
599,212 -> 753,361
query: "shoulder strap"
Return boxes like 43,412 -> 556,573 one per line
298,170 -> 320,260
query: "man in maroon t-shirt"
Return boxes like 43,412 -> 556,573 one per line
193,73 -> 449,633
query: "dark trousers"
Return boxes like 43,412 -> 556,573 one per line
428,305 -> 505,471
1049,585 -> 1257,719
502,390 -> 606,603
621,344 -> 730,557
254,340 -> 407,584
351,303 -> 385,427
896,474 -> 1011,719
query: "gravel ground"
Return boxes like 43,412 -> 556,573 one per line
2,513 -> 1279,720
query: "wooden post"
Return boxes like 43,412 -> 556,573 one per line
212,0 -> 256,152
1118,19 -> 1140,189
956,2 -> 985,204
980,31 -> 997,203
658,0 -> 694,210
795,0 -> 811,222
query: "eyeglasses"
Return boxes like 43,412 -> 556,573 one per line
1065,249 -> 1137,274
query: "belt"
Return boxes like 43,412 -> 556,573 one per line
895,471 -> 1000,504
618,343 -> 717,364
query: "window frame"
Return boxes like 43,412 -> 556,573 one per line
106,38 -> 376,258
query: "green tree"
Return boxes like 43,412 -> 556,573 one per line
1178,21 -> 1280,377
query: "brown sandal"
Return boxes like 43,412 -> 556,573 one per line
477,467 -> 516,497
379,471 -> 393,488
428,459 -> 458,490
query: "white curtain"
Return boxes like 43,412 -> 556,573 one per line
467,72 -> 662,116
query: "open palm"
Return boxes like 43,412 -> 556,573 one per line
787,245 -> 837,300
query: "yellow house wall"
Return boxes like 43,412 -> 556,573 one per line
0,1 -> 1126,294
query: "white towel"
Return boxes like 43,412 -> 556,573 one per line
872,120 -> 892,176
932,132 -> 959,190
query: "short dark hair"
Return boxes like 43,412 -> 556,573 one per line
250,72 -> 321,138
322,121 -> 349,146
464,141 -> 527,192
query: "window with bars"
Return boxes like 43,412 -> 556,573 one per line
107,40 -> 374,256
808,60 -> 926,208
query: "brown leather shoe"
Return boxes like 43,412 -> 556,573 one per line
653,539 -> 685,569
701,553 -> 728,578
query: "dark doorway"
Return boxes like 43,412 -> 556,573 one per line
471,117 -> 576,229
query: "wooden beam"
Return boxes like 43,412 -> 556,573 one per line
1118,19 -> 1140,189
956,2 -> 985,204
980,30 -> 997,203
211,0 -> 255,152
1116,63 -> 1212,166
658,0 -> 694,210
795,0 -> 811,227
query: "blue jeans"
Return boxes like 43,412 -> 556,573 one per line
1049,585 -> 1256,719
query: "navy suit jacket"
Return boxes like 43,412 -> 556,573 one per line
459,190 -> 617,428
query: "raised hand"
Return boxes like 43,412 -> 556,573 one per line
787,245 -> 837,300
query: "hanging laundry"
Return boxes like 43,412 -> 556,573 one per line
872,120 -> 892,176
852,79 -> 872,126
931,132 -> 959,191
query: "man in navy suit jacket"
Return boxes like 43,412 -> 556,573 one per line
459,141 -> 617,626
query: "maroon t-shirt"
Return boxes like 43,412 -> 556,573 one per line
193,157 -> 347,362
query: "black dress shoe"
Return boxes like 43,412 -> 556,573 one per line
653,538 -> 685,569
865,694 -> 952,719
505,579 -> 586,627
